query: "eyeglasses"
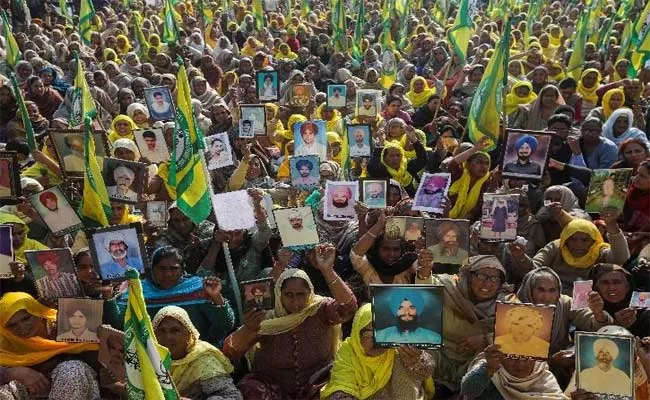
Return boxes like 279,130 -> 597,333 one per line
473,272 -> 501,284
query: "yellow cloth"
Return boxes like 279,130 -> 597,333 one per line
276,140 -> 294,180
602,88 -> 625,119
116,206 -> 144,225
115,35 -> 132,56
327,131 -> 343,165
282,114 -> 307,140
541,43 -> 559,60
405,76 -> 437,108
399,129 -> 429,159
103,48 -> 122,65
0,213 -> 48,263
612,59 -> 628,82
316,103 -> 343,134
557,219 -> 610,269
448,153 -> 491,219
21,143 -> 62,186
108,115 -> 138,143
380,141 -> 413,188
577,68 -> 601,105
275,43 -> 298,61
0,292 -> 98,367
504,81 -> 537,115
547,60 -> 566,82
265,103 -> 285,141
156,163 -> 177,200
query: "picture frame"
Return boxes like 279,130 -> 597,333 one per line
56,298 -> 103,343
360,179 -> 387,209
324,181 -> 359,221
424,219 -> 470,265
49,130 -> 109,178
0,225 -> 14,279
494,301 -> 556,360
87,223 -> 148,281
144,86 -> 175,122
204,132 -> 234,170
412,173 -> 451,213
326,84 -> 347,109
289,155 -> 320,191
0,151 -> 21,201
347,124 -> 372,158
256,70 -> 280,102
29,186 -> 84,237
289,83 -> 312,108
241,277 -> 274,312
630,291 -> 650,309
385,216 -> 425,242
356,89 -> 380,117
145,200 -> 168,229
371,284 -> 444,349
25,248 -> 83,301
133,128 -> 171,164
501,130 -> 551,181
239,104 -> 267,137
293,120 -> 327,160
273,206 -> 320,248
571,280 -> 593,310
102,158 -> 146,204
585,168 -> 633,213
212,190 -> 256,231
479,193 -> 519,241
98,325 -> 126,381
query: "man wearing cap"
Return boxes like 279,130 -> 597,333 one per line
578,337 -> 632,395
107,165 -> 138,202
503,134 -> 543,177
375,291 -> 441,345
99,234 -> 143,280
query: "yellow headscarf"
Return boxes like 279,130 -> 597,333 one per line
21,142 -> 62,186
405,77 -> 437,109
316,103 -> 343,134
548,25 -> 562,46
399,129 -> 429,159
103,48 -> 122,65
577,68 -> 601,105
275,43 -> 298,61
602,88 -> 626,120
327,131 -> 343,165
0,292 -> 98,367
380,141 -> 413,188
276,140 -> 294,181
557,219 -> 610,269
115,35 -> 132,56
265,103 -> 285,140
0,213 -> 48,263
612,59 -> 629,82
448,152 -> 491,219
547,60 -> 566,82
504,81 -> 537,115
283,114 -> 307,140
108,115 -> 138,143
149,33 -> 163,52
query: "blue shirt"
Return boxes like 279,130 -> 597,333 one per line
100,256 -> 144,280
579,137 -> 619,169
375,326 -> 442,346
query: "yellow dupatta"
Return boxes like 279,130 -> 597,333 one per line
602,88 -> 625,120
577,68 -> 601,105
275,43 -> 298,61
557,219 -> 610,269
156,163 -> 177,200
276,140 -> 294,181
380,141 -> 413,188
327,132 -> 343,165
399,129 -> 429,159
107,115 -> 138,143
0,213 -> 48,263
405,76 -> 437,108
547,60 -> 566,82
612,59 -> 629,82
316,103 -> 343,134
448,153 -> 491,219
21,142 -> 62,186
504,81 -> 537,115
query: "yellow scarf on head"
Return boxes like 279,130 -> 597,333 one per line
115,35 -> 132,56
612,59 -> 629,82
405,76 -> 437,108
548,26 -> 562,47
0,292 -> 98,367
103,48 -> 122,65
283,114 -> 307,140
0,213 -> 48,263
547,61 -> 566,82
448,153 -> 491,219
275,44 -> 298,61
504,81 -> 537,115
557,219 -> 610,269
108,115 -> 138,143
327,131 -> 343,165
276,140 -> 294,180
381,141 -> 413,188
577,68 -> 601,105
265,103 -> 285,140
602,88 -> 626,120
316,103 -> 343,134
399,129 -> 429,159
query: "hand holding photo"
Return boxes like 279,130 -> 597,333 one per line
212,190 -> 256,231
412,173 -> 451,213
630,291 -> 650,309
356,89 -> 379,117
571,280 -> 593,310
103,158 -> 146,204
88,223 -> 147,281
144,86 -> 175,121
146,201 -> 168,229
241,277 -> 274,312
239,105 -> 266,137
273,207 -> 320,248
30,186 -> 84,237
347,124 -> 372,158
293,120 -> 327,160
134,128 -> 171,164
494,302 -> 555,360
501,131 -> 551,181
256,70 -> 279,102
585,168 -> 633,213
361,180 -> 387,209
324,181 -> 359,221
576,332 -> 634,398
0,225 -> 13,279
479,193 -> 519,241
25,249 -> 82,301
98,325 -> 126,381
424,219 -> 470,265
290,155 -> 320,191
327,84 -> 347,108
204,132 -> 235,170
56,298 -> 103,343
0,151 -> 20,200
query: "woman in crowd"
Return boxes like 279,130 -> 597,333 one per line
602,108 -> 650,147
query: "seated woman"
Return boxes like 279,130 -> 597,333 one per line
321,303 -> 434,400
222,244 -> 357,399
366,135 -> 427,196
152,306 -> 242,400
0,292 -> 100,399
535,185 -> 590,243
602,108 -> 650,148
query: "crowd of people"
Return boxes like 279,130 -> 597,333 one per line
0,0 -> 649,398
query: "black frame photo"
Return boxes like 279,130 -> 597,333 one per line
347,124 -> 372,158
241,277 -> 274,312
0,225 -> 13,279
87,223 -> 148,281
29,186 -> 84,237
144,86 -> 176,122
256,70 -> 280,102
359,179 -> 387,209
56,298 -> 103,343
102,158 -> 146,205
49,130 -> 109,178
25,248 -> 83,301
501,129 -> 551,181
494,301 -> 556,361
0,151 -> 21,201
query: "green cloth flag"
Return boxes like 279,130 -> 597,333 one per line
70,53 -> 97,127
78,0 -> 96,45
78,117 -> 111,227
252,0 -> 264,31
1,10 -> 20,70
448,0 -> 472,64
332,0 -> 346,52
9,74 -> 36,151
351,0 -> 365,61
162,0 -> 180,44
58,0 -> 72,22
301,0 -> 310,17
567,9 -> 589,80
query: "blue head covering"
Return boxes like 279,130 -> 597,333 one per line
40,67 -> 71,96
388,288 -> 425,315
515,134 -> 538,152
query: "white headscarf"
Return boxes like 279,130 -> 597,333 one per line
602,108 -> 650,147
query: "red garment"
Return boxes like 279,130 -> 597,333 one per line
624,182 -> 650,231
286,38 -> 300,53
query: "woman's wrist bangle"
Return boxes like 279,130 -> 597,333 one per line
327,276 -> 340,286
366,231 -> 377,238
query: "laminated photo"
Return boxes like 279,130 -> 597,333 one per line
88,223 -> 147,281
576,332 -> 634,398
479,193 -> 519,241
324,181 -> 358,221
412,173 -> 451,213
494,302 -> 555,360
25,248 -> 82,301
56,298 -> 103,343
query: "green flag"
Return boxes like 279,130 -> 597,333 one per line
351,0 -> 365,61
58,0 -> 72,22
252,0 -> 264,31
70,54 -> 97,127
162,0 -> 180,44
567,9 -> 589,80
301,0 -> 310,17
78,118 -> 111,227
78,0 -> 96,45
448,0 -> 472,64
9,74 -> 36,151
332,0 -> 346,52
1,10 -> 20,70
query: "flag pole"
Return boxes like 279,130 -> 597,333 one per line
222,243 -> 244,322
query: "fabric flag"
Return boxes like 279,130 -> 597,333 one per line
1,10 -> 20,70
379,0 -> 394,50
162,0 -> 180,44
78,118 -> 111,227
78,0 -> 96,45
467,19 -> 511,152
9,74 -> 36,151
69,54 -> 97,127
351,0 -> 365,61
631,26 -> 650,74
525,0 -> 542,43
617,22 -> 633,62
169,59 -> 212,224
587,0 -> 604,46
380,49 -> 397,89
132,13 -> 151,59
300,0 -> 310,18
599,0 -> 631,52
58,0 -> 72,22
633,0 -> 650,45
252,0 -> 264,32
396,0 -> 409,50
567,9 -> 589,80
124,269 -> 180,400
332,0 -> 346,52
448,0 -> 472,64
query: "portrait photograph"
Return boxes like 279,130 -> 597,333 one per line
479,193 -> 519,241
146,200 -> 168,229
56,298 -> 103,343
360,180 -> 387,209
0,225 -> 13,279
371,284 -> 443,348
50,130 -> 108,177
102,158 -> 146,204
144,86 -> 175,121
290,155 -> 320,191
134,128 -> 171,164
576,332 -> 634,398
88,223 -> 147,281
385,216 -> 406,240
29,186 -> 84,237
630,291 -> 650,309
585,168 -> 633,213
25,248 -> 82,301
212,190 -> 256,231
356,89 -> 380,117
324,181 -> 359,221
239,105 -> 266,137
424,219 -> 470,265
204,132 -> 235,170
347,124 -> 372,158
289,83 -> 312,107
501,131 -> 551,181
327,84 -> 347,109
273,206 -> 320,248
241,277 -> 274,312
98,325 -> 126,382
0,151 -> 20,200
571,280 -> 593,310
494,302 -> 555,360
413,173 -> 451,213
256,70 -> 279,102
293,120 -> 327,160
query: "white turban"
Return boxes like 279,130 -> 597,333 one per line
112,138 -> 141,158
113,165 -> 135,182
593,338 -> 619,359
103,232 -> 128,251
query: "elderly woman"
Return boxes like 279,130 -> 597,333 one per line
24,76 -> 63,120
535,185 -> 590,243
321,303 -> 434,400
191,76 -> 223,110
367,136 -> 427,196
623,159 -> 650,232
508,85 -> 565,131
222,244 -> 357,399
153,306 -> 241,399
602,108 -> 650,148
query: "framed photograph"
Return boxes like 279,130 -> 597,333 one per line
49,130 -> 108,178
424,219 -> 470,265
29,186 -> 84,237
241,277 -> 274,312
494,302 -> 555,360
371,284 -> 443,348
204,132 -> 234,170
630,291 -> 650,309
212,190 -> 256,231
102,158 -> 145,204
347,124 -> 372,158
0,225 -> 14,278
256,70 -> 279,102
133,128 -> 171,164
145,201 -> 168,229
413,173 -> 451,213
501,131 -> 551,181
290,155 -> 320,191
356,89 -> 380,117
98,325 -> 126,381
56,298 -> 103,343
87,223 -> 147,281
360,180 -> 387,209
384,217 -> 424,242
576,332 -> 634,398
25,248 -> 82,301
0,151 -> 21,200
327,84 -> 347,109
144,86 -> 175,121
289,83 -> 312,107
273,206 -> 320,248
324,181 -> 359,221
239,105 -> 266,137
571,280 -> 593,310
585,168 -> 633,213
479,193 -> 519,241
293,120 -> 327,160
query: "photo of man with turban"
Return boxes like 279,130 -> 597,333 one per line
426,220 -> 470,265
324,182 -> 357,221
33,187 -> 84,235
94,228 -> 144,280
503,133 -> 548,179
494,303 -> 553,359
577,333 -> 634,396
294,121 -> 326,159
31,250 -> 82,300
106,163 -> 139,203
